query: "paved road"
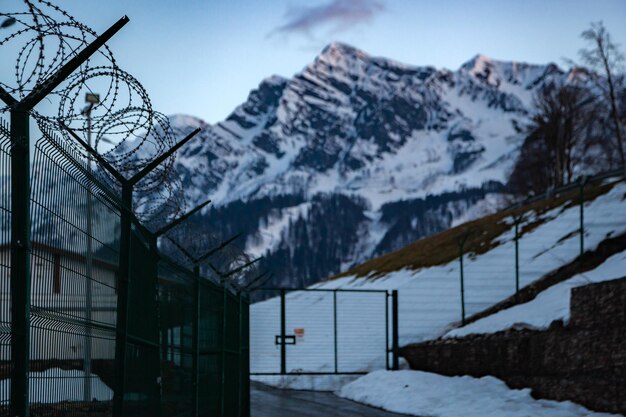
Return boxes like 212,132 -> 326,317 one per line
251,382 -> 409,417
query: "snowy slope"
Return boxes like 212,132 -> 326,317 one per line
164,43 -> 595,287
444,249 -> 626,338
250,179 -> 626,379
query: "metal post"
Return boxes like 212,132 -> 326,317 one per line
237,294 -> 242,417
514,217 -> 520,301
220,286 -> 228,417
458,233 -> 469,325
238,295 -> 249,417
83,94 -> 98,402
391,290 -> 399,371
459,250 -> 465,325
10,108 -> 31,417
113,184 -> 133,417
333,290 -> 338,374
579,181 -> 584,258
192,265 -> 200,417
280,289 -> 286,375
385,292 -> 390,370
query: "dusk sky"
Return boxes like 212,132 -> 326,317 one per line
7,0 -> 626,123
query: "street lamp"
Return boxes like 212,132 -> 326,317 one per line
82,92 -> 99,402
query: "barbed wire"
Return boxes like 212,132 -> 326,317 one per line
1,0 -> 186,224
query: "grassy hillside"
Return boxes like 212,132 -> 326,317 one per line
332,178 -> 622,280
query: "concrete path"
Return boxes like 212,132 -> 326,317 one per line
251,382 -> 409,417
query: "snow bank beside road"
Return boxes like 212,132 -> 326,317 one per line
0,368 -> 113,403
338,370 -> 621,417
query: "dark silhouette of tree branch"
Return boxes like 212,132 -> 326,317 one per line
579,21 -> 625,170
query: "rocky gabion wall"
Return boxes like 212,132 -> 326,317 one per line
400,277 -> 626,415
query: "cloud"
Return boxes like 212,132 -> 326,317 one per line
272,0 -> 385,37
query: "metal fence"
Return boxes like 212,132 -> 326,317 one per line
393,172 -> 626,345
460,172 -> 626,322
249,288 -> 398,376
0,113 -> 250,417
1,3 -> 252,416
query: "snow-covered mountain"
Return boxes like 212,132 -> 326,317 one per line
166,43 -> 581,287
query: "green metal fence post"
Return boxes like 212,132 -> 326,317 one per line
10,108 -> 31,417
148,235 -> 163,417
280,289 -> 287,375
192,265 -> 200,417
391,290 -> 399,371
241,295 -> 250,417
237,293 -> 244,417
220,286 -> 228,417
333,289 -> 338,374
238,292 -> 248,417
113,184 -> 133,417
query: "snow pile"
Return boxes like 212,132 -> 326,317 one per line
0,368 -> 113,403
338,370 -> 621,417
445,250 -> 626,338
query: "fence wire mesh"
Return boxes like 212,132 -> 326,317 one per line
1,2 -> 250,415
28,130 -> 120,416
0,124 -> 250,416
158,260 -> 194,417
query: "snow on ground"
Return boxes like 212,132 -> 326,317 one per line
252,374 -> 360,391
0,368 -> 112,403
250,180 -> 626,389
445,250 -> 626,338
338,370 -> 620,417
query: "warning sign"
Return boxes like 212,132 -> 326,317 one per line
294,328 -> 305,341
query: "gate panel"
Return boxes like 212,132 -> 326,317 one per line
249,290 -> 281,374
336,291 -> 388,373
284,290 -> 334,373
250,288 -> 390,376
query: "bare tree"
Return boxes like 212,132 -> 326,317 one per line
579,21 -> 625,170
508,84 -> 596,195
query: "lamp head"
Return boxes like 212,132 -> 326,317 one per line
85,93 -> 100,104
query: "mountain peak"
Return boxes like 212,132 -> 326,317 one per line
461,53 -> 498,72
316,42 -> 369,66
321,42 -> 364,57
